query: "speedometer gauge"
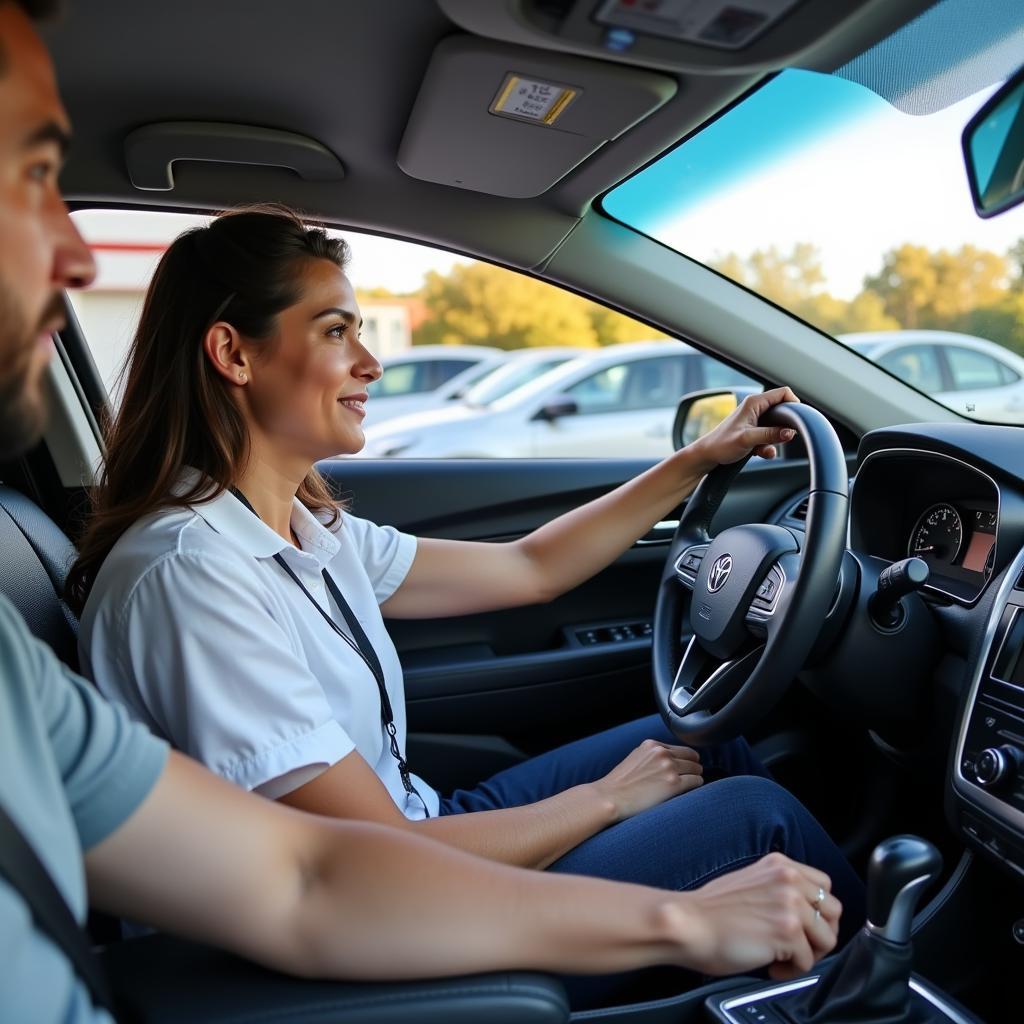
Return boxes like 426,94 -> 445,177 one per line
908,503 -> 963,564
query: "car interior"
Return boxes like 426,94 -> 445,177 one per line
3,0 -> 1024,1021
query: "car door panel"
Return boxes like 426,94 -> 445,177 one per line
320,456 -> 820,770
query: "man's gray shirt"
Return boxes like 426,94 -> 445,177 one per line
0,594 -> 168,1022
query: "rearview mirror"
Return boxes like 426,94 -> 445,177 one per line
963,64 -> 1024,219
672,387 -> 759,451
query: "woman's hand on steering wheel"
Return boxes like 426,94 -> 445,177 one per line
689,386 -> 801,469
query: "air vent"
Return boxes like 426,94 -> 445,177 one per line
788,497 -> 810,523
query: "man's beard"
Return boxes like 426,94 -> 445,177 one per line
0,285 -> 64,460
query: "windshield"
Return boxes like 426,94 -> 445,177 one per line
603,0 -> 1024,425
462,354 -> 575,406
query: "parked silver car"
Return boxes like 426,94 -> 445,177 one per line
840,331 -> 1024,424
359,341 -> 758,458
363,344 -> 507,427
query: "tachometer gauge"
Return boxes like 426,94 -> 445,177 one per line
908,503 -> 963,564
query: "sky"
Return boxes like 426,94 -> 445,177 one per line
604,72 -> 1024,301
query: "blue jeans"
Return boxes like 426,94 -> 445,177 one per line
440,714 -> 865,1008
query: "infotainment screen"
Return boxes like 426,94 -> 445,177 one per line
963,510 -> 997,573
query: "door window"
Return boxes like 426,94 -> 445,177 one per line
877,345 -> 944,393
68,209 -> 761,457
946,346 -> 1016,391
700,357 -> 759,391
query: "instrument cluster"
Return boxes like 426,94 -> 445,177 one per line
907,502 -> 998,579
849,450 -> 1001,605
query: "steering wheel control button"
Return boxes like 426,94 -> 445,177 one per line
690,525 -> 799,659
749,565 -> 786,619
674,545 -> 707,584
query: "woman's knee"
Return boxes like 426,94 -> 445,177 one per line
700,776 -> 815,849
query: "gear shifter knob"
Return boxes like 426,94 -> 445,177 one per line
866,834 -> 942,944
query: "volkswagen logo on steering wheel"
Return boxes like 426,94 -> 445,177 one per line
706,554 -> 733,593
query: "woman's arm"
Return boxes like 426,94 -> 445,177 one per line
382,388 -> 797,619
86,750 -> 841,982
280,740 -> 703,870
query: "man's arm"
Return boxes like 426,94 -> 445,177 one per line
86,750 -> 841,982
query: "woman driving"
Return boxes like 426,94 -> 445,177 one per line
70,207 -> 863,1004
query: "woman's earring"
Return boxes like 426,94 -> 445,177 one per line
238,372 -> 247,384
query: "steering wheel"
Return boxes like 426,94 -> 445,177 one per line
652,402 -> 848,745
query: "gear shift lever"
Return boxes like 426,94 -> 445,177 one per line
866,835 -> 943,943
774,835 -> 943,1023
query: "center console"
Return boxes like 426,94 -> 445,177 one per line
575,835 -> 983,1024
951,546 -> 1024,879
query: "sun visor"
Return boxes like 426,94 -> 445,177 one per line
835,0 -> 1024,115
397,36 -> 676,198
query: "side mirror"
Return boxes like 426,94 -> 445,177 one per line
534,397 -> 579,422
963,64 -> 1024,218
672,387 -> 760,451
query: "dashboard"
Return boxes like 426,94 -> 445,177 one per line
798,423 -> 1024,890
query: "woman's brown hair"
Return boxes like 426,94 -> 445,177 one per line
66,206 -> 350,613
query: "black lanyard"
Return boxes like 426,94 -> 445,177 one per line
231,489 -> 429,816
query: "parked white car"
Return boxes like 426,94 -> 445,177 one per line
839,331 -> 1024,424
358,340 -> 758,458
363,344 -> 507,427
453,346 -> 585,406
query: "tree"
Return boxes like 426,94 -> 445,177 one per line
711,243 -> 827,311
838,291 -> 899,333
413,262 -> 662,350
959,291 -> 1024,357
862,244 -> 938,329
588,305 -> 668,344
863,244 -> 1010,329
1008,238 -> 1024,291
707,243 -> 898,335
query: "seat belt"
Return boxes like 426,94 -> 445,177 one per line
0,801 -> 116,1017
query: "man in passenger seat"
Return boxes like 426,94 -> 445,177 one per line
0,3 -> 846,1021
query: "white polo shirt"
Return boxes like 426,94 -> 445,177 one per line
78,484 -> 438,819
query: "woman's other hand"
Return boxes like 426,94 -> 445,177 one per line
664,852 -> 841,979
690,386 -> 800,470
590,738 -> 703,822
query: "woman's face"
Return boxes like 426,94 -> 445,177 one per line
244,258 -> 381,463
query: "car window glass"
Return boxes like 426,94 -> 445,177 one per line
945,346 -> 1010,391
370,362 -> 431,397
877,346 -> 944,393
621,357 -> 688,410
604,1 -> 1024,426
566,364 -> 629,415
701,358 -> 759,390
68,210 -> 761,458
998,361 -> 1021,385
464,357 -> 571,406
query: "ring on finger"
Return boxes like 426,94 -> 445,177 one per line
812,886 -> 825,910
